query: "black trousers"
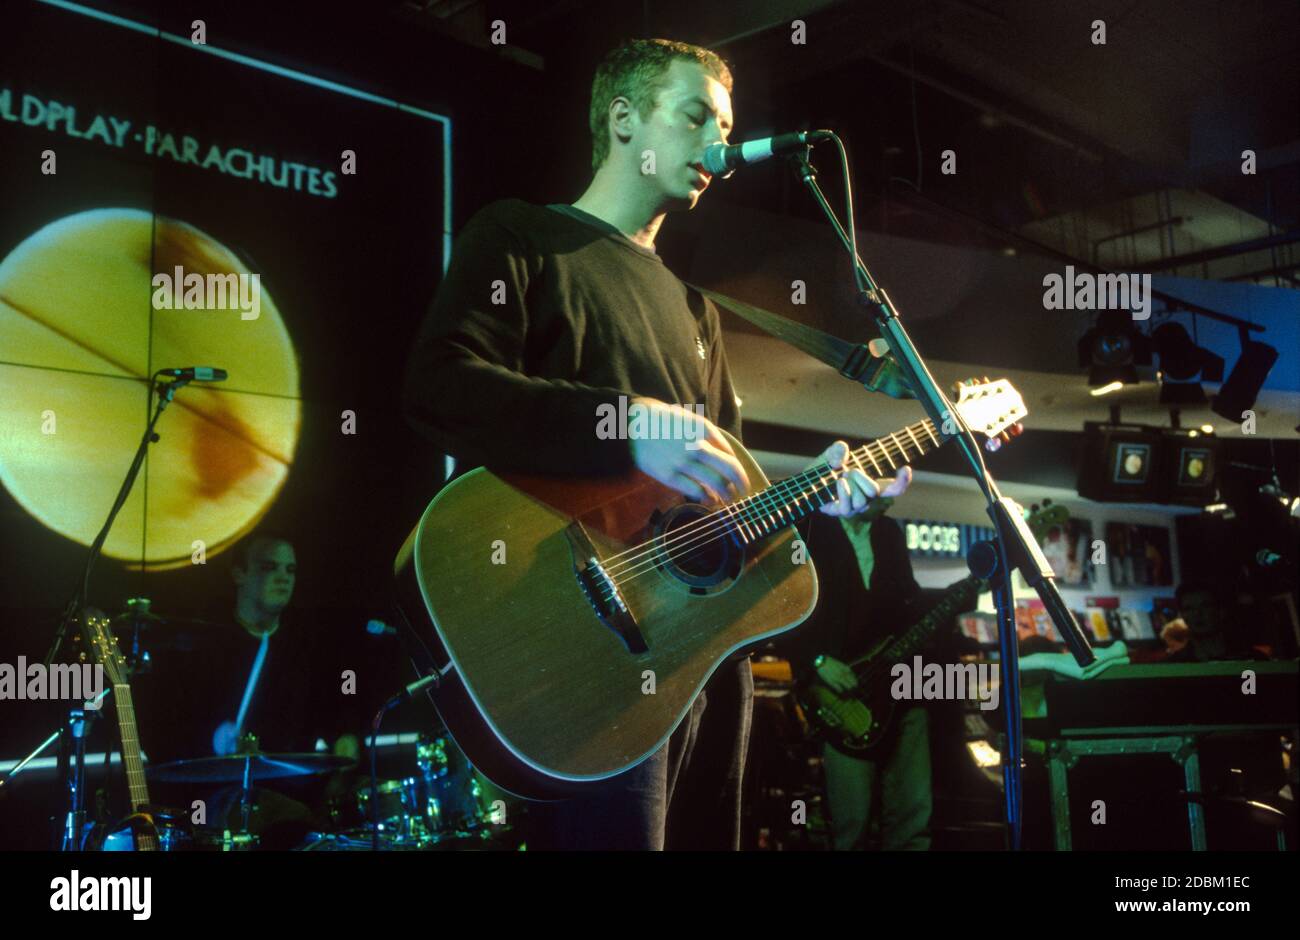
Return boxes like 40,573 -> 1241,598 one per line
523,657 -> 754,850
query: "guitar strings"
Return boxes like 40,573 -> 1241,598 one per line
602,430 -> 917,582
590,409 -> 978,616
644,409 -> 982,578
604,417 -> 935,576
601,423 -> 934,585
600,421 -> 938,589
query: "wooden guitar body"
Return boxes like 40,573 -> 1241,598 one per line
395,430 -> 818,799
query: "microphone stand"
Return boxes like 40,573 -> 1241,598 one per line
41,372 -> 191,849
786,146 -> 1095,849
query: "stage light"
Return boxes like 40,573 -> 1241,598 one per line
1077,310 -> 1151,387
1153,321 -> 1223,405
1200,424 -> 1214,433
1159,380 -> 1208,405
1212,330 -> 1280,420
1153,322 -> 1224,381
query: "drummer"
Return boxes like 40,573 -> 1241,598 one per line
207,534 -> 359,758
140,533 -> 358,846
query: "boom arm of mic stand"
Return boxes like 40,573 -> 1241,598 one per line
788,143 -> 1093,850
43,376 -> 188,669
787,150 -> 1093,666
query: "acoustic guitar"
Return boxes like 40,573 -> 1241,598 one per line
395,379 -> 1025,798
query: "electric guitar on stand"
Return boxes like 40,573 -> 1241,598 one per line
395,379 -> 1026,798
78,609 -> 157,851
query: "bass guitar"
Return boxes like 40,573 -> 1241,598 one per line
796,575 -> 987,756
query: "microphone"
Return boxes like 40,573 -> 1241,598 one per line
158,367 -> 228,382
702,130 -> 831,176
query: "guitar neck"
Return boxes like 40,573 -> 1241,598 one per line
112,683 -> 156,849
857,577 -> 981,675
723,417 -> 944,546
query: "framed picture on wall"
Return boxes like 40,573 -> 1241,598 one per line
1038,516 -> 1094,585
1106,523 -> 1174,587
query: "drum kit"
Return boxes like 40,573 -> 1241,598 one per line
134,734 -> 512,852
304,737 -> 508,851
6,599 -> 517,852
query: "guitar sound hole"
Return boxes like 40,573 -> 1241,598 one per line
654,503 -> 741,589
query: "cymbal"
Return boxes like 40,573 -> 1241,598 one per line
148,753 -> 354,783
108,611 -> 219,630
106,605 -> 224,653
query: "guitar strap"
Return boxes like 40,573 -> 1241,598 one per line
684,282 -> 916,400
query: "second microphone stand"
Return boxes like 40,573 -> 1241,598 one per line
42,372 -> 194,849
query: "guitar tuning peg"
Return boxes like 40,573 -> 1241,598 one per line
984,436 -> 1003,453
1009,422 -> 1024,437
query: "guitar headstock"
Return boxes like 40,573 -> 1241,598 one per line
1025,499 -> 1070,541
950,377 -> 1027,451
79,608 -> 128,687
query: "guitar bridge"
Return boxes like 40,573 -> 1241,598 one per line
567,524 -> 647,654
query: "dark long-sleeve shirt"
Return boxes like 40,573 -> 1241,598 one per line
403,199 -> 741,475
134,614 -> 340,763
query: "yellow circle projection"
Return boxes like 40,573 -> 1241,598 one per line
0,209 -> 301,569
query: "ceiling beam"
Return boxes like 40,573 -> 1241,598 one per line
1130,230 -> 1300,273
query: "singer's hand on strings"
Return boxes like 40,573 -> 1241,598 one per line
814,440 -> 912,518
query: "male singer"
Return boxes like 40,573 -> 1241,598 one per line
403,38 -> 910,850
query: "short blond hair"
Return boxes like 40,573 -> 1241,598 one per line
589,38 -> 733,173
